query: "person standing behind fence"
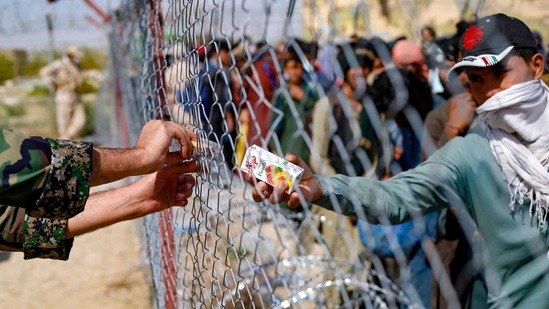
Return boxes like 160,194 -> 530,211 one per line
389,39 -> 438,172
201,39 -> 238,171
421,72 -> 487,308
269,53 -> 320,224
233,42 -> 277,150
270,54 -> 320,166
40,45 -> 86,140
305,38 -> 378,307
364,65 -> 441,308
310,38 -> 376,177
248,13 -> 549,308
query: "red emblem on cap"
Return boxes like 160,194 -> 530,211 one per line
462,25 -> 484,50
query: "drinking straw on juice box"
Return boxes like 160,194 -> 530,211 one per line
240,145 -> 304,194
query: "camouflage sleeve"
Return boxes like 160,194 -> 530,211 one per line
0,205 -> 24,251
0,129 -> 93,260
0,206 -> 76,259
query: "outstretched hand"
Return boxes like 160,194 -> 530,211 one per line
91,120 -> 197,186
135,120 -> 197,174
246,153 -> 323,208
129,161 -> 199,218
66,161 -> 199,238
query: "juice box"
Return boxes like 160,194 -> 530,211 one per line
240,145 -> 304,194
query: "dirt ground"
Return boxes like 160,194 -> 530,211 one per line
0,215 -> 152,309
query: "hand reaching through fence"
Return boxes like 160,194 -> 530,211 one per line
0,119 -> 198,260
66,161 -> 199,238
247,153 -> 323,208
90,119 -> 197,185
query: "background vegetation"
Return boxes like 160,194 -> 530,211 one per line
0,48 -> 105,138
0,48 -> 106,84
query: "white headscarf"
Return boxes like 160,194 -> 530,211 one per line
477,80 -> 549,228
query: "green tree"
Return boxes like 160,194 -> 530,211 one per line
0,54 -> 15,84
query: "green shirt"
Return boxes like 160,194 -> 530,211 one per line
0,129 -> 92,260
314,127 -> 549,309
271,82 -> 319,166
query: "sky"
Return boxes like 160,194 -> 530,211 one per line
0,0 -> 120,51
0,0 -> 301,52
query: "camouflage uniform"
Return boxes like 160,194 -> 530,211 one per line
40,57 -> 86,139
0,129 -> 92,260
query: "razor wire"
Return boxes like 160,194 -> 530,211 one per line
92,0 -> 491,308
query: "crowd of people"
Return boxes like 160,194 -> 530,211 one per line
243,13 -> 549,309
167,14 -> 492,308
163,9 -> 549,308
3,8 -> 549,309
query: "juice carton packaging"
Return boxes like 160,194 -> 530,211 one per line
240,145 -> 304,194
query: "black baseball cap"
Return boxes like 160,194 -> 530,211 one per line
447,13 -> 537,80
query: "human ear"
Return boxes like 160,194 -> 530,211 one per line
531,53 -> 545,80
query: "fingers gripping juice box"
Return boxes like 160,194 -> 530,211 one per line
240,145 -> 304,194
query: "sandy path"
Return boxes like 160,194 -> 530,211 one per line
0,183 -> 152,309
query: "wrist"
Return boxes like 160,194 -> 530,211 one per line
65,184 -> 136,238
114,182 -> 144,220
92,147 -> 142,186
132,147 -> 152,175
445,123 -> 465,134
444,122 -> 470,140
312,176 -> 325,202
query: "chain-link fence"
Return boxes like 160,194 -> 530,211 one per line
93,0 -> 492,308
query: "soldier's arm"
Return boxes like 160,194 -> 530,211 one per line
0,121 -> 194,259
0,161 -> 197,259
1,120 -> 196,206
0,206 -> 25,252
0,129 -> 92,259
88,120 -> 195,186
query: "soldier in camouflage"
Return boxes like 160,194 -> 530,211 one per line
0,120 -> 197,260
40,45 -> 86,139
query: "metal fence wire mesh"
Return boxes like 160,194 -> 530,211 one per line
94,0 -> 490,308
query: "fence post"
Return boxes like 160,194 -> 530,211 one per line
147,0 -> 177,308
